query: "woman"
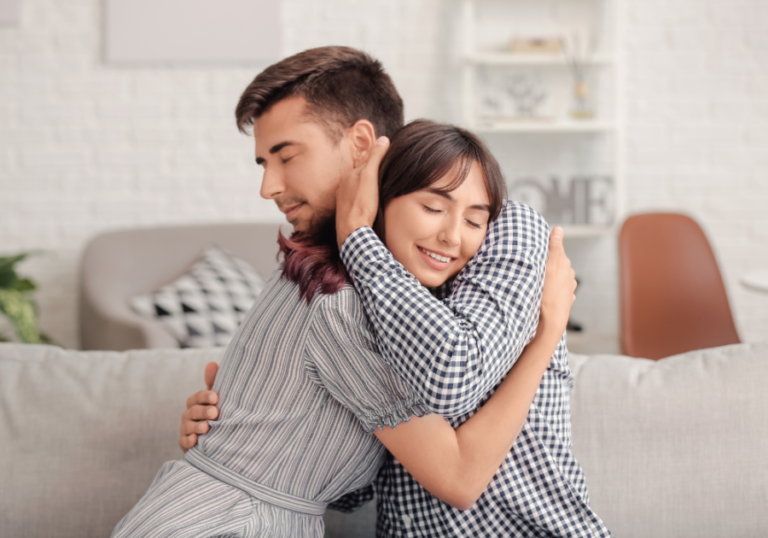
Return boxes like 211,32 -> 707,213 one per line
112,120 -> 576,538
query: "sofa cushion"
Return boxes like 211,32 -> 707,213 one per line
569,342 -> 768,538
131,245 -> 265,348
0,343 -> 375,538
0,344 -> 221,538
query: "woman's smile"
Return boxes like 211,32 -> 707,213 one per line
417,246 -> 456,270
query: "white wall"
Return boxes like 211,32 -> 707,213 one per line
1,0 -> 766,349
622,0 -> 768,343
0,0 -> 448,347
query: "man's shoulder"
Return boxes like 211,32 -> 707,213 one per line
311,285 -> 366,320
310,286 -> 376,348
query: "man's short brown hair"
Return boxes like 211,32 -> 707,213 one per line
235,46 -> 404,142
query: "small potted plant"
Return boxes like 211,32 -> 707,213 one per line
0,253 -> 56,344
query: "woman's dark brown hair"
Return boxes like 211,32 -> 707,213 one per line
373,119 -> 507,242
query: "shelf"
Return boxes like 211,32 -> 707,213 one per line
466,52 -> 614,66
475,121 -> 615,133
461,0 -> 624,245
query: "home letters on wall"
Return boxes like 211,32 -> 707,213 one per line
509,176 -> 614,226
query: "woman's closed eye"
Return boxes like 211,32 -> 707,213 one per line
424,204 -> 484,229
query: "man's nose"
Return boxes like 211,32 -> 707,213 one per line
438,215 -> 461,247
259,167 -> 284,200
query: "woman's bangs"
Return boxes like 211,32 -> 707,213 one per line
424,154 -> 474,195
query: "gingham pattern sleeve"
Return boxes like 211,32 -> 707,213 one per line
326,484 -> 375,513
303,288 -> 431,433
339,201 -> 549,417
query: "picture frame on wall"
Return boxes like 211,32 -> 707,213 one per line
0,0 -> 22,26
104,0 -> 282,65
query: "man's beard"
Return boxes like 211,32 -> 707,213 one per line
292,208 -> 337,251
304,206 -> 334,236
280,197 -> 333,236
277,204 -> 348,304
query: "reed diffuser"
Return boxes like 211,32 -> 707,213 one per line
562,32 -> 594,120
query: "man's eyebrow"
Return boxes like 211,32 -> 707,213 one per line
255,141 -> 296,165
270,141 -> 295,154
425,187 -> 490,212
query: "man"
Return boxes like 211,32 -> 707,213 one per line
180,46 -> 610,537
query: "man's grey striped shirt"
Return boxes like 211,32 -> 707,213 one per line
187,270 -> 428,534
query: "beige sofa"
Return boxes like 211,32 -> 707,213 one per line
2,342 -> 767,537
79,223 -> 283,351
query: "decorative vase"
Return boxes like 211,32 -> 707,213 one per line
570,79 -> 594,120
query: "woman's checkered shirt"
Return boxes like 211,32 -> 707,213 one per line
337,202 -> 613,538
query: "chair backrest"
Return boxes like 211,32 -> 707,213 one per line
619,213 -> 739,360
80,222 -> 283,351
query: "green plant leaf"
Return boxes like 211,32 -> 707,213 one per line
0,253 -> 30,274
0,251 -> 49,344
0,289 -> 42,344
0,251 -> 45,289
0,253 -> 29,289
11,278 -> 36,292
0,269 -> 18,290
39,332 -> 60,347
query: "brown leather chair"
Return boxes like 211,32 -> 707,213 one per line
619,213 -> 740,360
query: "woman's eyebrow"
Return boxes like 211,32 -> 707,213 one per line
425,187 -> 454,201
425,188 -> 490,212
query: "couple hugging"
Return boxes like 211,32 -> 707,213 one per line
112,46 -> 612,538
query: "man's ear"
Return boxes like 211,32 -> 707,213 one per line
347,120 -> 377,167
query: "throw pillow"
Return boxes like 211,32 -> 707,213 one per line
131,245 -> 266,348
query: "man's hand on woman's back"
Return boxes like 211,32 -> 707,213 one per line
178,362 -> 220,452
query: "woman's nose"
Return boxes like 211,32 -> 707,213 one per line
438,216 -> 461,247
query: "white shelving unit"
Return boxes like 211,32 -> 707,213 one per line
474,121 -> 615,133
460,0 -> 624,237
467,52 -> 615,66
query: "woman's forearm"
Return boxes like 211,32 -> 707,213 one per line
374,322 -> 563,510
451,321 -> 563,501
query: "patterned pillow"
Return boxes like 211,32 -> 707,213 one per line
131,245 -> 266,348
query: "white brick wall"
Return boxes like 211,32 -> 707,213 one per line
621,0 -> 768,345
564,0 -> 768,351
0,0 -> 766,349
